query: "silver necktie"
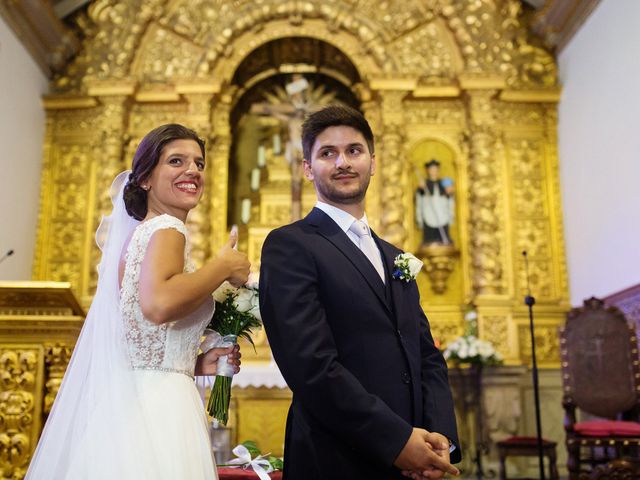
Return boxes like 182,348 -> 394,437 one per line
349,220 -> 385,283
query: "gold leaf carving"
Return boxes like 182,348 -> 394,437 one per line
44,344 -> 72,414
0,348 -> 38,479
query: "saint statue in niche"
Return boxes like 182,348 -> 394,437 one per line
415,159 -> 455,245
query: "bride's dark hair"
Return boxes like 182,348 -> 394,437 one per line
123,124 -> 205,220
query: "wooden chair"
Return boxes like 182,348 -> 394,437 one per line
560,297 -> 640,479
496,436 -> 559,480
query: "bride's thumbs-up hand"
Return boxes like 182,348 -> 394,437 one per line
218,226 -> 250,287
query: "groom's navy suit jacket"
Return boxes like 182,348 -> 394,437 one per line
259,208 -> 460,480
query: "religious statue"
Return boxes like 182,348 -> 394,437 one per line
415,159 -> 455,245
251,74 -> 335,221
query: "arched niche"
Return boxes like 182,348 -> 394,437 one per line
226,37 -> 362,227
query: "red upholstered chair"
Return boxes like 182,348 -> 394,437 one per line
560,297 -> 640,479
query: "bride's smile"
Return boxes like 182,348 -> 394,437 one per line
143,138 -> 206,221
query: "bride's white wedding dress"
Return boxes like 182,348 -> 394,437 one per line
117,214 -> 217,478
26,173 -> 217,480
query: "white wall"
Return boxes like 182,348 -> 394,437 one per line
0,16 -> 48,280
558,0 -> 640,305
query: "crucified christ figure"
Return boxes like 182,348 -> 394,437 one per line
251,74 -> 321,221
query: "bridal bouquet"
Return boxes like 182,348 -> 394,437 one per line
206,277 -> 262,425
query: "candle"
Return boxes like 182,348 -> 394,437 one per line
257,145 -> 266,167
250,168 -> 260,191
273,133 -> 281,154
241,198 -> 251,224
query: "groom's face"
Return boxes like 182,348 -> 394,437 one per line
303,125 -> 375,206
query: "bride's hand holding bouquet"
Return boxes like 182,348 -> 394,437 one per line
204,272 -> 262,425
195,343 -> 241,376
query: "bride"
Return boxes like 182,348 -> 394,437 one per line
26,124 -> 250,479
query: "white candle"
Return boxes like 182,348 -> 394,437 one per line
250,168 -> 260,191
273,133 -> 281,154
241,198 -> 251,224
257,145 -> 266,167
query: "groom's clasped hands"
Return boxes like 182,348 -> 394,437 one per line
395,428 -> 460,479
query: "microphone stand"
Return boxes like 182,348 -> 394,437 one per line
523,251 -> 545,480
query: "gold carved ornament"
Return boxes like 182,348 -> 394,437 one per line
0,349 -> 38,479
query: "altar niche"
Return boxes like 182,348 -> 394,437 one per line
226,36 -> 361,272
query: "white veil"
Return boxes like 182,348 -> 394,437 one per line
26,171 -> 162,479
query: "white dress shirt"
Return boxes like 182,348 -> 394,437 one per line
314,202 -> 385,279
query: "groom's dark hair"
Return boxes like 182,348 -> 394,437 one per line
301,104 -> 375,161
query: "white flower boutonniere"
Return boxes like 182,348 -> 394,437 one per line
392,252 -> 423,282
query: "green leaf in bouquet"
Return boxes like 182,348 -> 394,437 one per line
241,440 -> 261,457
267,456 -> 284,471
239,330 -> 257,353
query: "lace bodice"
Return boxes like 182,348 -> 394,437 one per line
120,214 -> 214,377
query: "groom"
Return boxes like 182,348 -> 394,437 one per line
259,105 -> 460,480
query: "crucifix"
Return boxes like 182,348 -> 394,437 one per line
251,74 -> 332,221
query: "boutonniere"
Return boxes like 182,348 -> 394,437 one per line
392,252 -> 423,282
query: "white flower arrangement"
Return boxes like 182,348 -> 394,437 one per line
442,303 -> 503,366
392,252 -> 423,282
443,335 -> 503,366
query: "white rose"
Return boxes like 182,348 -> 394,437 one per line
249,304 -> 262,322
213,282 -> 235,303
234,288 -> 254,312
468,344 -> 478,358
404,253 -> 424,277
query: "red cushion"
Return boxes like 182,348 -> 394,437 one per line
218,467 -> 283,479
575,420 -> 640,436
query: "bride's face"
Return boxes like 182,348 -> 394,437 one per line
143,139 -> 205,219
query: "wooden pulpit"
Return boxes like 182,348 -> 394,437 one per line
0,281 -> 85,479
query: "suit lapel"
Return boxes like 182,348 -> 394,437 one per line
373,232 -> 407,328
306,209 -> 392,314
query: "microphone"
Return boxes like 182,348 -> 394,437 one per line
522,250 -> 534,307
0,249 -> 14,264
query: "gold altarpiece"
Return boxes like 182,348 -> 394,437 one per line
4,0 -> 571,474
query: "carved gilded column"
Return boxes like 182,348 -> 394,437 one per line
209,92 -> 233,252
87,94 -> 131,296
33,97 -> 100,305
359,88 -> 382,231
542,105 -> 570,303
0,348 -> 41,480
376,89 -> 410,248
465,90 -> 508,297
43,344 -> 72,415
184,91 -> 215,267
